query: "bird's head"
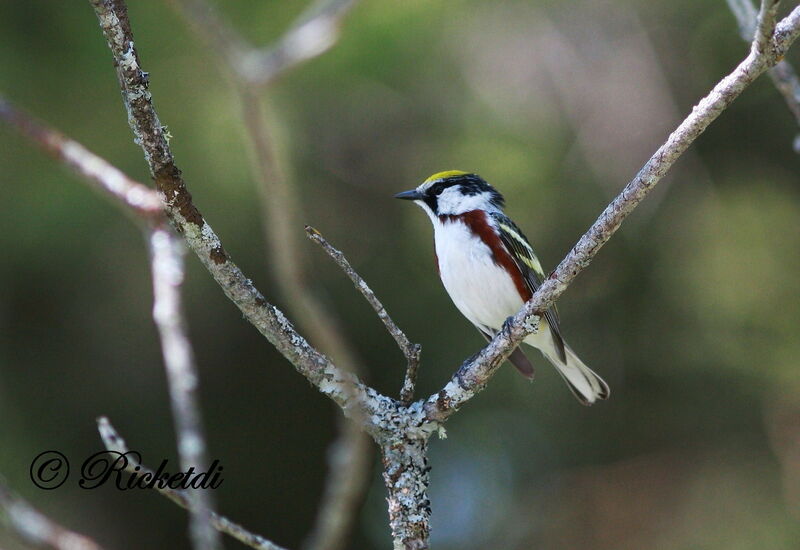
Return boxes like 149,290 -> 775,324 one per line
394,171 -> 505,220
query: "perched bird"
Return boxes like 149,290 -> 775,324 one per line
395,171 -> 609,405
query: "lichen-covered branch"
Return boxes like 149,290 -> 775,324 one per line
728,0 -> 800,151
149,228 -> 222,550
423,2 -> 800,424
88,0 -> 385,432
380,436 -> 431,550
175,7 -> 376,547
0,476 -> 104,550
97,418 -> 288,550
305,226 -> 422,403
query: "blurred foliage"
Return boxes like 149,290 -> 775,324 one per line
1,0 -> 799,549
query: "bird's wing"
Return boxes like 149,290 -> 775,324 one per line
476,326 -> 535,379
491,212 -> 567,362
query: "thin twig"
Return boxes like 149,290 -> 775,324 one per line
0,94 -> 162,218
728,0 -> 800,151
149,227 -> 222,550
305,226 -> 422,404
422,3 -> 800,424
170,0 -> 358,86
0,477 -> 104,550
88,0 -> 385,432
97,418 -> 288,550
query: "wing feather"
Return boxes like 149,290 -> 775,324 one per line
492,213 -> 567,362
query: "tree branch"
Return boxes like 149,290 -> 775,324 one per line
88,0 -> 387,434
728,0 -> 800,151
97,418 -> 288,550
305,226 -> 422,403
423,3 -> 800,424
0,477 -> 104,550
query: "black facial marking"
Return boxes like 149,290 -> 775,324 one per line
424,173 -> 504,214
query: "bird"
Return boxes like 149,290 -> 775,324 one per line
394,170 -> 610,405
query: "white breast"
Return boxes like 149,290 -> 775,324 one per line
433,219 -> 525,332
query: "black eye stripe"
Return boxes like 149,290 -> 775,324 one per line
425,174 -> 505,209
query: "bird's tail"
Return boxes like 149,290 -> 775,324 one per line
542,345 -> 610,405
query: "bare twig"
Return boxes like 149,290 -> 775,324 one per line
88,0 -> 385,432
728,0 -> 800,150
97,418 -> 288,550
149,227 -> 222,550
170,0 -> 358,86
305,226 -> 422,403
422,3 -> 800,424
0,94 -> 162,218
0,477 -> 104,550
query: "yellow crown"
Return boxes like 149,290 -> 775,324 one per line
423,170 -> 470,184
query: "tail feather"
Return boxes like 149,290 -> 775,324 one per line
542,345 -> 610,406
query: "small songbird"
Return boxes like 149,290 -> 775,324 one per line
395,171 -> 609,405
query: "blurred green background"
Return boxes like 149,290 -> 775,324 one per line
2,0 -> 800,548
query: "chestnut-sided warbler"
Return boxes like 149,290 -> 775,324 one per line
395,171 -> 610,405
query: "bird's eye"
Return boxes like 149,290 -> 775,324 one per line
431,183 -> 446,196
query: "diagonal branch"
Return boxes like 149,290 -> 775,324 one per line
169,0 -> 358,86
728,0 -> 800,150
88,0 -> 386,433
305,226 -> 422,404
97,418 -> 289,550
423,3 -> 800,423
0,477 -> 105,550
